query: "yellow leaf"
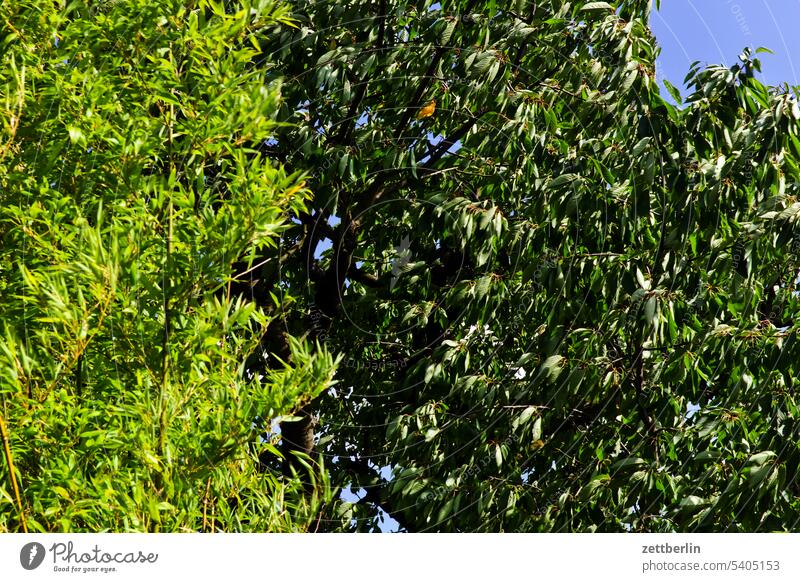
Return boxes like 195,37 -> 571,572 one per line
53,486 -> 70,499
416,99 -> 436,119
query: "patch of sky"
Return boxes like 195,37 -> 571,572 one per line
314,238 -> 332,260
355,111 -> 369,129
311,215 -> 340,259
338,462 -> 401,532
521,468 -> 534,484
651,1 -> 800,96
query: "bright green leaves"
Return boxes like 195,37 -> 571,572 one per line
0,0 -> 336,532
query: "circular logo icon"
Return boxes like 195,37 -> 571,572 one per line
20,542 -> 46,570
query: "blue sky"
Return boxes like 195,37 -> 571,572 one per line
652,0 -> 800,92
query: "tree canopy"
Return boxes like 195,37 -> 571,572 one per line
267,0 -> 800,532
0,0 -> 336,532
4,0 -> 800,533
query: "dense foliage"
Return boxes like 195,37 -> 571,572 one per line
5,0 -> 800,533
0,0 -> 337,532
265,0 -> 800,532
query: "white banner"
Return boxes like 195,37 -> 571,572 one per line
1,534 -> 798,581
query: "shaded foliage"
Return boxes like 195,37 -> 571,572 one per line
5,0 -> 800,534
263,0 -> 800,531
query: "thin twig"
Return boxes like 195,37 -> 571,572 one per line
0,413 -> 27,532
202,478 -> 211,532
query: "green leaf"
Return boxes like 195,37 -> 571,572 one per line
663,80 -> 683,104
581,2 -> 614,11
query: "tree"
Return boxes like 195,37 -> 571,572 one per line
263,0 -> 800,532
5,0 -> 800,535
0,0 -> 337,532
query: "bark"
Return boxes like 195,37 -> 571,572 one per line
280,407 -> 316,476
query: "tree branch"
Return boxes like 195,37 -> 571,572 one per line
422,109 -> 487,167
350,268 -> 382,288
631,345 -> 656,434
